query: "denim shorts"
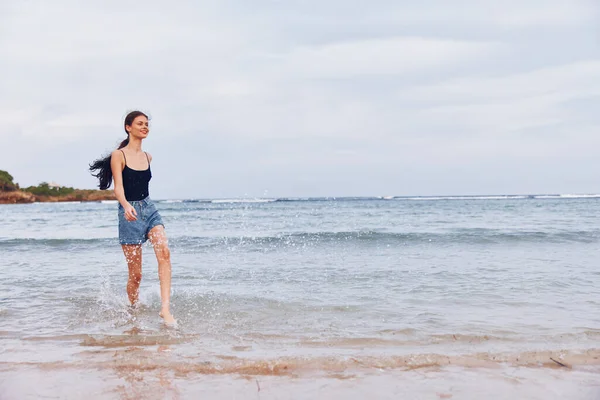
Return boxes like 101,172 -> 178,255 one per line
118,197 -> 164,245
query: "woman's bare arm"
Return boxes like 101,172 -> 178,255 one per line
111,150 -> 137,220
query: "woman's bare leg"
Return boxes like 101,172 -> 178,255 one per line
121,244 -> 143,306
148,225 -> 176,325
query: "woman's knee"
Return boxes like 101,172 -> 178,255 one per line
155,244 -> 171,262
122,245 -> 142,263
129,271 -> 142,283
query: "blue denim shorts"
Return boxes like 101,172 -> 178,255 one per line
118,198 -> 164,245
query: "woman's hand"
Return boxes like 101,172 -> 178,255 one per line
124,203 -> 138,221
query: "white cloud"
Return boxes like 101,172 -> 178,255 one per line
0,108 -> 30,126
391,61 -> 600,136
373,0 -> 596,27
276,37 -> 498,78
168,37 -> 500,140
0,0 -> 598,195
484,0 -> 596,27
400,61 -> 600,105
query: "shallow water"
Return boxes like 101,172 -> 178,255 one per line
1,196 -> 600,398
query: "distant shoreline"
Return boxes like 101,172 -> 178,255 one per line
0,189 -> 116,204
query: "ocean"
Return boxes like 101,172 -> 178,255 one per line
1,195 -> 600,399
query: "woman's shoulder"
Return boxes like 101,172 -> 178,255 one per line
146,152 -> 153,163
111,149 -> 126,161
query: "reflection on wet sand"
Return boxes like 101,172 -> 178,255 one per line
112,346 -> 181,400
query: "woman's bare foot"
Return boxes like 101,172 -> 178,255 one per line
159,310 -> 177,327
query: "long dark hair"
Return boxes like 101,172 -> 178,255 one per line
89,111 -> 148,190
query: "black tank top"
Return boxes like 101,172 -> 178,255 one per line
120,150 -> 152,201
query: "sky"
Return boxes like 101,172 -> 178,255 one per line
0,0 -> 598,199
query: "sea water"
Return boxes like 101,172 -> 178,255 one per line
1,196 -> 599,399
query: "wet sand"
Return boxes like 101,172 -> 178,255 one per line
2,360 -> 600,400
2,343 -> 600,399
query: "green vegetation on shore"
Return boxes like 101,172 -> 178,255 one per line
0,170 -> 19,191
0,169 -> 116,204
22,182 -> 76,196
1,169 -> 75,196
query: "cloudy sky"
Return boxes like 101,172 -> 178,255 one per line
0,0 -> 598,198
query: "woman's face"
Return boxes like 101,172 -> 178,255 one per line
126,116 -> 149,139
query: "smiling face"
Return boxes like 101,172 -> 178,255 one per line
125,115 -> 149,139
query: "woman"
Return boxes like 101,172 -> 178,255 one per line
90,111 -> 176,326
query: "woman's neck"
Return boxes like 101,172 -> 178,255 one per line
127,137 -> 143,153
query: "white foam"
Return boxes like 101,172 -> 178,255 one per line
530,194 -> 600,199
559,194 -> 600,199
399,196 -> 528,201
211,198 -> 276,204
34,201 -> 82,205
101,200 -> 118,204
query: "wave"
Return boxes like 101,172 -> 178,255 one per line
12,195 -> 600,209
33,200 -> 82,204
159,199 -> 216,204
397,195 -> 530,201
3,229 -> 599,249
6,348 -> 600,374
0,237 -> 115,249
154,199 -> 212,204
395,194 -> 600,201
80,333 -> 190,347
149,194 -> 600,204
537,194 -> 600,199
176,229 -> 599,247
159,198 -> 280,204
211,198 -> 277,204
14,328 -> 600,349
